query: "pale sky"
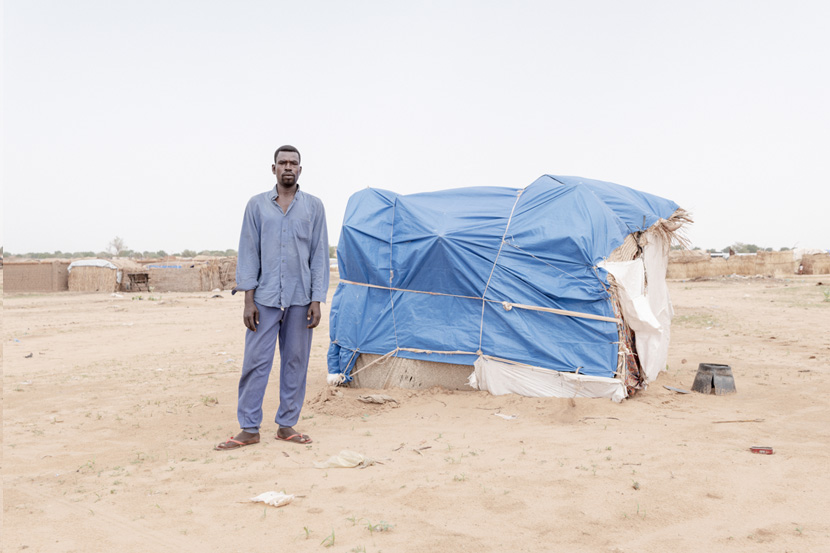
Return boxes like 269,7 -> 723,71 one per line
3,0 -> 828,255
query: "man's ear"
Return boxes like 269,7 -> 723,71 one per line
272,164 -> 277,175
297,166 -> 303,177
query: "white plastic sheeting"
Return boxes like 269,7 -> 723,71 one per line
470,356 -> 626,402
600,232 -> 673,384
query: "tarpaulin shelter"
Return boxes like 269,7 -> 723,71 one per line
327,175 -> 689,401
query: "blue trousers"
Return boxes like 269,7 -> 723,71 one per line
237,303 -> 313,431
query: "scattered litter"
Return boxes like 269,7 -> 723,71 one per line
211,294 -> 223,299
122,323 -> 134,327
713,419 -> 764,424
155,368 -> 164,372
357,394 -> 398,405
494,413 -> 518,420
750,446 -> 774,455
111,293 -> 123,298
250,491 -> 294,507
216,352 -> 228,356
212,288 -> 222,292
12,339 -> 21,343
24,353 -> 33,359
663,385 -> 691,394
314,450 -> 375,469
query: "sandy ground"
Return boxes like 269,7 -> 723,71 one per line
3,274 -> 830,553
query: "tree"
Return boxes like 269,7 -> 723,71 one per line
108,236 -> 128,256
181,249 -> 197,257
329,246 -> 337,258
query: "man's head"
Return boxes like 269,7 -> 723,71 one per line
272,145 -> 302,188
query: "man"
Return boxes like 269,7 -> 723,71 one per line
216,145 -> 329,450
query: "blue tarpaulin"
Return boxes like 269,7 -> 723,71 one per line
327,175 -> 679,382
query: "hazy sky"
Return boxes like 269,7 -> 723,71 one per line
3,1 -> 828,254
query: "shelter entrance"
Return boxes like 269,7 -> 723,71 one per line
127,272 -> 150,291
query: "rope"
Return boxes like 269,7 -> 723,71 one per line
338,279 -> 620,324
479,189 -> 523,351
388,199 -> 400,351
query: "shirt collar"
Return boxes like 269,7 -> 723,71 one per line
268,185 -> 301,203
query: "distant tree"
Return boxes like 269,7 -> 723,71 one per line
224,248 -> 237,257
723,242 -> 762,254
779,246 -> 791,251
329,246 -> 337,258
181,249 -> 197,257
97,251 -> 113,259
108,236 -> 128,256
692,246 -> 701,250
157,250 -> 168,258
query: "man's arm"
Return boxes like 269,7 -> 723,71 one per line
235,197 -> 262,330
234,198 -> 262,294
308,200 -> 330,305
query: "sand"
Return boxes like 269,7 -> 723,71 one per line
3,274 -> 829,552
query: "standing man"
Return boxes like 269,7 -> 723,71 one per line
216,145 -> 329,450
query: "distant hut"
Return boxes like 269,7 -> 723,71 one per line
139,257 -> 236,292
68,259 -> 148,292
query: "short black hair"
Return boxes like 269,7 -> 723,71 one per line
274,145 -> 301,164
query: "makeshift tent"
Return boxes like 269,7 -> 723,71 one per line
327,175 -> 690,401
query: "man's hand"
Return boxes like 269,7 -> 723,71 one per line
243,290 -> 259,332
307,301 -> 322,329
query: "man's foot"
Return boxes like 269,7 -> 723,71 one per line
215,430 -> 260,450
276,426 -> 312,444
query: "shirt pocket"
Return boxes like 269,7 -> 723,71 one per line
292,219 -> 312,241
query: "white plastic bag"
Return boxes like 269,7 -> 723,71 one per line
250,491 -> 294,507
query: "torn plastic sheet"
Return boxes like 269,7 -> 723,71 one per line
599,231 -> 673,384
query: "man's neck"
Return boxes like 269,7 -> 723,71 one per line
277,183 -> 298,197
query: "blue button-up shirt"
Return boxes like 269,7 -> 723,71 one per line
235,186 -> 330,308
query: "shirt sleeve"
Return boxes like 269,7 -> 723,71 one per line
234,197 -> 262,292
309,199 -> 330,303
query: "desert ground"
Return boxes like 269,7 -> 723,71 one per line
3,273 -> 829,553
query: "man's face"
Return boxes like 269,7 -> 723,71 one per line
272,151 -> 302,187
